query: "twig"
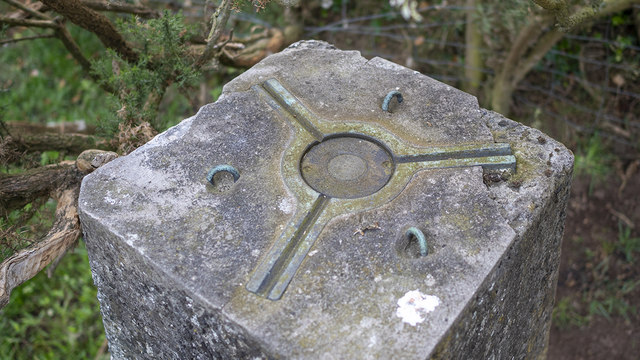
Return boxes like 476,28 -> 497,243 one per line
606,204 -> 635,229
45,245 -> 73,278
1,0 -> 52,20
353,222 -> 382,236
617,159 -> 639,197
0,33 -> 56,45
0,16 -> 58,29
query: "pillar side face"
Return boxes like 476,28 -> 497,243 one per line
78,40 -> 573,359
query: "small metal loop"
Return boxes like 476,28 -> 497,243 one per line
382,90 -> 403,112
405,227 -> 428,257
207,165 -> 240,185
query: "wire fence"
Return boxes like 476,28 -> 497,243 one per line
302,3 -> 640,150
149,0 -> 640,151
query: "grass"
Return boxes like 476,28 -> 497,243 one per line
553,222 -> 640,329
0,241 -> 107,360
617,223 -> 640,263
0,25 -> 109,126
553,297 -> 590,328
573,133 -> 613,195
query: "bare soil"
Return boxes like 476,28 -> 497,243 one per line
547,168 -> 640,359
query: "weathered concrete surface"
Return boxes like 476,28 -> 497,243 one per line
79,40 -> 573,359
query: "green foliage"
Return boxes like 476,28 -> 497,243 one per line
573,133 -> 613,194
91,11 -> 200,132
0,25 -> 109,125
611,12 -> 629,27
554,223 -> 640,328
588,294 -> 637,322
585,270 -> 639,322
40,151 -> 60,166
0,242 -> 107,360
610,35 -> 635,63
553,297 -> 590,328
545,38 -> 581,74
616,224 -> 640,263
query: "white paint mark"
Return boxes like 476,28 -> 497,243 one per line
278,197 -> 295,214
396,290 -> 440,326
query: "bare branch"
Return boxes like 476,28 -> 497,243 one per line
532,0 -> 640,32
0,150 -> 117,308
195,0 -> 233,68
0,16 -> 57,28
219,28 -> 285,68
0,183 -> 82,309
5,121 -> 96,135
0,33 -> 55,45
51,26 -> 117,93
40,0 -> 139,63
512,28 -> 565,86
500,15 -> 554,86
1,131 -> 114,161
81,0 -> 159,18
1,0 -> 52,20
0,163 -> 77,216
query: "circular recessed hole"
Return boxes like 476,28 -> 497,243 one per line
327,154 -> 368,181
300,135 -> 395,199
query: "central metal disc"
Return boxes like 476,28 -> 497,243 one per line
300,136 -> 395,199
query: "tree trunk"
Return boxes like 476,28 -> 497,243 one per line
463,0 -> 483,95
490,0 -> 640,115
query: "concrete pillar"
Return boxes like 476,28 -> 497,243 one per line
79,41 -> 573,359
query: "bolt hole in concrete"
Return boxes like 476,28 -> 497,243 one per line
206,165 -> 240,193
300,135 -> 395,199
